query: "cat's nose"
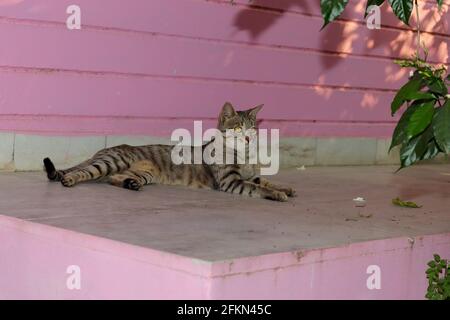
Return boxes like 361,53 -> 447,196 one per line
245,136 -> 250,143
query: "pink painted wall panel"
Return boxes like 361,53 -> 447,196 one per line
1,23 -> 425,90
2,215 -> 450,299
0,215 -> 211,299
0,71 -> 397,120
0,0 -> 447,63
209,233 -> 450,299
0,0 -> 448,137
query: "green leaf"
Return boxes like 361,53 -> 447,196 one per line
390,101 -> 421,150
399,136 -> 422,168
431,293 -> 440,300
365,0 -> 385,17
406,101 -> 435,140
388,0 -> 414,25
405,92 -> 436,101
320,0 -> 349,29
392,197 -> 422,208
391,77 -> 424,116
437,0 -> 443,10
428,261 -> 437,268
433,100 -> 450,153
427,78 -> 448,96
434,254 -> 442,262
398,124 -> 435,168
421,139 -> 441,160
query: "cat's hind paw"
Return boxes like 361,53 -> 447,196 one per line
61,176 -> 76,187
123,178 -> 143,191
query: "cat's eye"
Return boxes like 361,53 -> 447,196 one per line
234,127 -> 242,133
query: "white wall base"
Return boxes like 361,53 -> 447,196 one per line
0,133 -> 447,171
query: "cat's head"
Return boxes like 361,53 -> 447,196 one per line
217,102 -> 263,143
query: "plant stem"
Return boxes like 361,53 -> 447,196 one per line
415,0 -> 422,59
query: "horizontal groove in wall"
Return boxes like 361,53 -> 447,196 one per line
0,65 -> 399,94
0,13 -> 447,67
0,114 -> 398,137
3,17 -> 446,66
0,114 -> 399,124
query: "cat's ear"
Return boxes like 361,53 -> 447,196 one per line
220,102 -> 237,119
246,104 -> 264,119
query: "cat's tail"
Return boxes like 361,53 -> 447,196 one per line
43,157 -> 64,181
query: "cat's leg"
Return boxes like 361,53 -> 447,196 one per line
60,156 -> 127,187
219,172 -> 288,201
44,158 -> 92,182
108,169 -> 156,191
252,177 -> 297,197
45,145 -> 142,187
222,179 -> 288,201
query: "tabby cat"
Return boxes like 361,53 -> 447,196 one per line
43,102 -> 296,201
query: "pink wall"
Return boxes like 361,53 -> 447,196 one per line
2,214 -> 450,299
0,0 -> 448,137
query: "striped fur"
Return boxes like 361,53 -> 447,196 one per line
43,103 -> 296,201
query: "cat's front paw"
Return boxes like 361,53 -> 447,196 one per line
275,191 -> 288,202
266,190 -> 288,202
285,188 -> 297,197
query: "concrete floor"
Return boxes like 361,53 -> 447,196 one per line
1,165 -> 450,261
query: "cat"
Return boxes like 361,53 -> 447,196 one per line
43,102 -> 296,201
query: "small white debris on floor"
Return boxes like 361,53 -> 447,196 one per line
353,197 -> 366,207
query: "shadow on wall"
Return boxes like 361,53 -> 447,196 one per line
363,2 -> 449,65
230,0 -> 448,135
232,0 -> 448,70
232,0 -> 311,39
232,0 -> 346,71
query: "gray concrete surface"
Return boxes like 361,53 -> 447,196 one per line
1,165 -> 449,261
